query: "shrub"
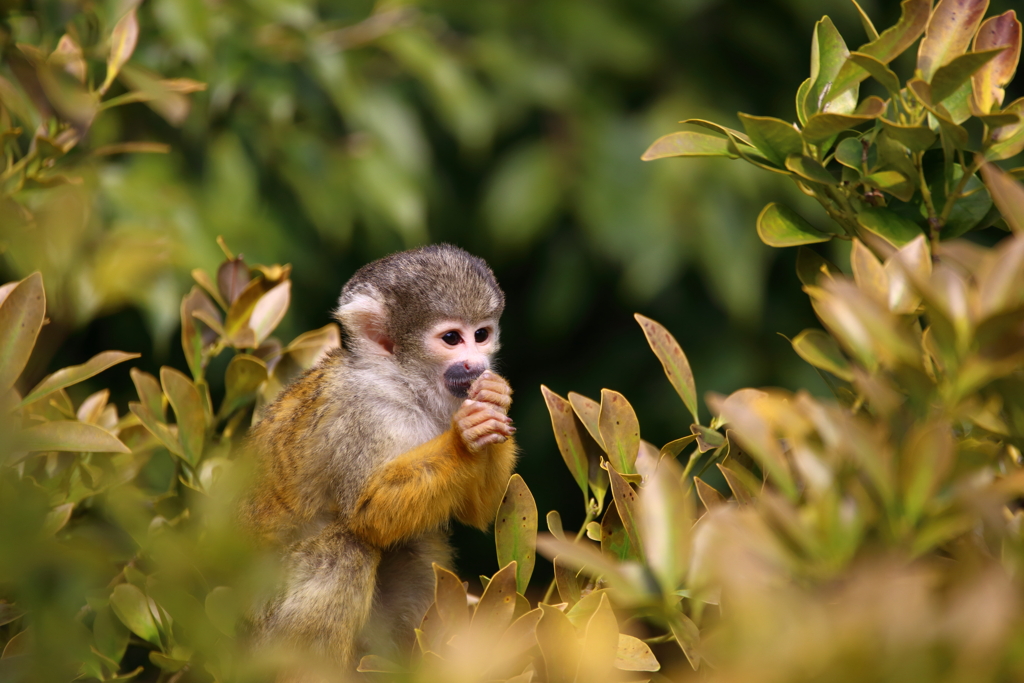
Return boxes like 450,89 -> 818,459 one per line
4,1 -> 1024,682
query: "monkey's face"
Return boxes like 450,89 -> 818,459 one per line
424,319 -> 499,398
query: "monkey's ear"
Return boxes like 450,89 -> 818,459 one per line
335,292 -> 395,355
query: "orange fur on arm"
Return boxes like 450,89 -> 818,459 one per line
455,437 -> 518,530
350,429 -> 479,547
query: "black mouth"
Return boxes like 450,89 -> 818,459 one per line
444,364 -> 485,398
446,380 -> 473,399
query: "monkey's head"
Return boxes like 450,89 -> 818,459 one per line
335,244 -> 505,400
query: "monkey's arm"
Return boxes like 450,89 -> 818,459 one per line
349,428 -> 490,547
454,436 -> 518,529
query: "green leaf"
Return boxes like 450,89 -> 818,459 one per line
494,474 -> 537,594
847,52 -> 902,95
857,206 -> 925,246
738,114 -> 803,166
224,279 -> 269,347
694,476 -> 727,510
972,12 -> 1022,113
808,16 -> 856,115
248,280 -> 291,345
938,170 -> 992,239
615,634 -> 660,672
834,136 -> 875,171
577,593 -> 619,681
21,351 -> 140,406
540,386 -> 589,503
109,584 -> 160,646
668,610 -> 701,670
641,131 -> 737,160
796,77 -> 813,125
101,7 -> 139,93
679,119 -> 754,146
129,402 -> 184,457
536,604 -> 580,683
605,464 -> 644,563
92,605 -> 129,664
357,655 -> 406,674
757,202 -> 830,247
160,367 -> 206,466
15,420 -> 130,453
864,170 -> 915,201
130,368 -> 165,421
829,0 -> 932,102
598,389 -> 640,474
801,96 -> 886,144
634,314 -> 699,424
981,163 -> 1024,233
432,564 -> 468,632
930,48 -> 1006,103
217,256 -> 250,306
600,503 -> 636,562
472,562 -> 517,640
785,154 -> 839,185
792,329 -> 855,381
850,0 -> 880,41
691,424 -> 725,453
0,272 -> 45,395
180,287 -> 221,378
917,0 -> 989,81
639,454 -> 690,593
553,556 -> 581,605
796,246 -> 842,286
220,354 -> 268,418
879,119 -> 937,151
205,587 -> 238,638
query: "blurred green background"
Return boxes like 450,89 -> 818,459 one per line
3,0 -> 1021,584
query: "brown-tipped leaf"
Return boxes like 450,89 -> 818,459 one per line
605,463 -> 644,562
635,314 -> 699,424
15,420 -> 130,453
495,474 -> 537,593
160,367 -> 206,466
21,351 -> 140,407
792,329 -> 855,381
642,131 -> 736,160
598,389 -> 640,474
973,12 -> 1022,113
541,386 -> 590,501
981,163 -> 1024,232
757,203 -> 830,247
0,273 -> 45,395
917,0 -> 989,81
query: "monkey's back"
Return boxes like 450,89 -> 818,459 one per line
241,348 -> 442,545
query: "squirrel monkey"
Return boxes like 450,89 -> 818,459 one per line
242,244 -> 517,672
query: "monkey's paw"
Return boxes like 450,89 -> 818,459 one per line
455,395 -> 515,453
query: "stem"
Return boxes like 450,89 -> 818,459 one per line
915,152 -> 941,249
540,507 -> 597,605
938,156 -> 983,224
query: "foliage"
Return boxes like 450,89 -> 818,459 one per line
1,0 -> 807,339
0,247 -> 339,681
644,0 -> 1024,253
4,1 -> 1024,683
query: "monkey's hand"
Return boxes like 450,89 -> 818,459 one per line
467,370 -> 512,414
454,372 -> 514,453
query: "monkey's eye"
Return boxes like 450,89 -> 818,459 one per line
441,331 -> 462,346
474,328 -> 489,343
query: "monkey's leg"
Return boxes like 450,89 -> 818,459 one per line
259,522 -> 382,670
359,531 -> 453,663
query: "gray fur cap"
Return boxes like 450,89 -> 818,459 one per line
336,244 -> 505,349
